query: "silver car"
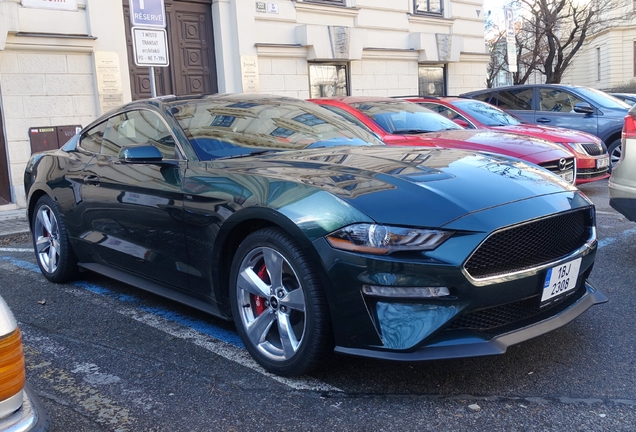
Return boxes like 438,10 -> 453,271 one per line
0,295 -> 49,431
609,105 -> 636,220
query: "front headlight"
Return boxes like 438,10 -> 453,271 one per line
326,224 -> 453,254
558,142 -> 588,155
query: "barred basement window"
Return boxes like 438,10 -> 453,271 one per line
414,0 -> 443,15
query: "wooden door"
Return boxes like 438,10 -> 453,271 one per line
123,0 -> 218,100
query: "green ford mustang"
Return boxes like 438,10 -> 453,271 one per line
24,94 -> 606,376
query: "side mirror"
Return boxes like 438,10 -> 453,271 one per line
573,103 -> 594,115
119,145 -> 176,165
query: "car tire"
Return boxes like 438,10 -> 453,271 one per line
607,139 -> 622,172
31,195 -> 78,283
229,227 -> 333,376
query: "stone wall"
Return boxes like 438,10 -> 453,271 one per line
0,51 -> 98,207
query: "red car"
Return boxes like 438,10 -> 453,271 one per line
407,97 -> 610,184
310,96 -> 577,184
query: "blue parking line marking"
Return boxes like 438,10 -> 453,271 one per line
0,256 -> 40,272
598,226 -> 636,249
2,256 -> 244,348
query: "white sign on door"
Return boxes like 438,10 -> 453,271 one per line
132,28 -> 169,67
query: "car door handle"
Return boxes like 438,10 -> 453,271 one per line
536,118 -> 551,123
83,175 -> 100,185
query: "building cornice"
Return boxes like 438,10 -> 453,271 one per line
293,2 -> 360,18
408,14 -> 454,27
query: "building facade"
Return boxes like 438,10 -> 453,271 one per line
0,0 -> 489,208
560,4 -> 636,90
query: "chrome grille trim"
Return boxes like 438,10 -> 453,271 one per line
462,212 -> 596,287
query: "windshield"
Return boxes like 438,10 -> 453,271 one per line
573,87 -> 632,110
168,96 -> 383,161
350,101 -> 462,134
452,100 -> 522,126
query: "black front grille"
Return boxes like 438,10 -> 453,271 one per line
446,280 -> 586,335
578,167 -> 609,179
464,209 -> 591,279
581,143 -> 604,156
539,157 -> 575,175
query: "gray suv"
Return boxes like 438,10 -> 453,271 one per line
461,84 -> 631,169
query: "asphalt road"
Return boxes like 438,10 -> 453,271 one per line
1,179 -> 635,431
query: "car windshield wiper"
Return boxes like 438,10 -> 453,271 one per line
392,129 -> 432,134
214,150 -> 279,160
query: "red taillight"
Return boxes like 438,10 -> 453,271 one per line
622,114 -> 636,139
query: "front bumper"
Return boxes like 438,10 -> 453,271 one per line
0,383 -> 50,431
314,193 -> 601,361
335,281 -> 607,360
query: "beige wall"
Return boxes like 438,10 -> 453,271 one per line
0,0 -> 131,207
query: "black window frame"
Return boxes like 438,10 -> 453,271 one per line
413,0 -> 444,16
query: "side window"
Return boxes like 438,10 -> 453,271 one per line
471,92 -> 494,103
320,105 -> 375,134
102,110 -> 177,159
494,89 -> 533,110
419,103 -> 472,126
79,122 -> 106,154
539,89 -> 586,113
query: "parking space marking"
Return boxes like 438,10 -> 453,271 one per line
1,255 -> 342,393
0,247 -> 33,252
598,227 -> 636,249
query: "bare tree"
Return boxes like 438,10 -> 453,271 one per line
487,0 -> 633,85
486,32 -> 507,88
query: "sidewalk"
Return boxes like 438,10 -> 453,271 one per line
0,207 -> 30,237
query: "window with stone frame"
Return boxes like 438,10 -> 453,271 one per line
309,63 -> 349,98
418,66 -> 446,96
414,0 -> 443,15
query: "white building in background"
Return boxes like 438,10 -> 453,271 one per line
561,3 -> 636,90
0,0 -> 489,208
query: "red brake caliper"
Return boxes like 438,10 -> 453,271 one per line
253,262 -> 270,316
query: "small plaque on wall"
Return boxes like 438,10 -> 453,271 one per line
22,0 -> 78,11
240,56 -> 260,93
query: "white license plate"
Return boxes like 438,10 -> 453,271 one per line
557,170 -> 574,184
541,258 -> 581,302
597,157 -> 609,168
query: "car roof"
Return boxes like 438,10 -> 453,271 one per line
462,84 -> 587,95
406,96 -> 468,103
310,96 -> 409,104
83,93 -> 335,133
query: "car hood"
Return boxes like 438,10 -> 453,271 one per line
411,130 -> 572,162
491,124 -> 600,143
205,146 -> 580,229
